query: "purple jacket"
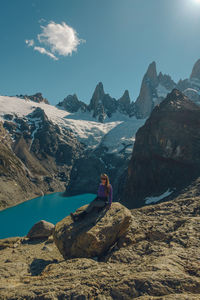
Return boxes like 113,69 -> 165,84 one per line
97,183 -> 113,205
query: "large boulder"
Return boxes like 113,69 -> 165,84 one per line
27,220 -> 55,239
53,202 -> 132,259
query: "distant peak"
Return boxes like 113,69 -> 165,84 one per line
118,90 -> 130,103
157,88 -> 200,112
190,58 -> 200,80
95,82 -> 104,93
146,61 -> 157,78
123,90 -> 129,97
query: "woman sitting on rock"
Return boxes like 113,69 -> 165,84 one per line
70,173 -> 112,222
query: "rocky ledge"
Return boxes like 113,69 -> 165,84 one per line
0,190 -> 199,299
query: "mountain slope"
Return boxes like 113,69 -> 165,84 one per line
120,89 -> 200,208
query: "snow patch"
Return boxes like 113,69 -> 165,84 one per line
156,84 -> 170,98
145,189 -> 172,205
0,95 -> 145,153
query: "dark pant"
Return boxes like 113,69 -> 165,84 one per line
85,196 -> 108,214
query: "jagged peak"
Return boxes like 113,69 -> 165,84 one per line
64,94 -> 79,102
156,88 -> 200,112
145,61 -> 157,79
29,107 -> 49,122
94,82 -> 105,94
190,58 -> 200,80
118,90 -> 131,104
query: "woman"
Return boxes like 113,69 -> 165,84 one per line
70,173 -> 112,222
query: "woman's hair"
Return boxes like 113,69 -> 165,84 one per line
101,173 -> 110,196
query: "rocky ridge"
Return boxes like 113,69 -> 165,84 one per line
0,107 -> 85,210
121,89 -> 200,208
58,82 -> 135,123
0,189 -> 199,299
17,92 -> 49,104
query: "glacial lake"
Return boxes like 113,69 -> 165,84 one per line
0,192 -> 96,239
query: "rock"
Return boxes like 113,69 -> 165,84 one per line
57,94 -> 88,113
0,237 -> 22,250
183,88 -> 200,105
135,61 -> 158,119
17,92 -> 49,104
117,90 -> 132,115
53,202 -> 132,259
121,89 -> 200,208
190,58 -> 200,80
27,220 -> 55,239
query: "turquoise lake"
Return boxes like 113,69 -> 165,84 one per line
0,192 -> 96,239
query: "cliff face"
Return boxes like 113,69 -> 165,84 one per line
0,108 -> 84,210
135,61 -> 177,119
121,89 -> 200,208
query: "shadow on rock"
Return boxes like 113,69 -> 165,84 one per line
29,258 -> 58,276
53,202 -> 132,260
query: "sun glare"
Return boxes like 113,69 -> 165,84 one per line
193,0 -> 200,3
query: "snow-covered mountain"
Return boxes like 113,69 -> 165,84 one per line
135,59 -> 200,118
57,82 -> 136,123
0,95 -> 145,209
0,95 -> 144,152
56,59 -> 200,122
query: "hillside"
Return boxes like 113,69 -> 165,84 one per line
0,188 -> 199,299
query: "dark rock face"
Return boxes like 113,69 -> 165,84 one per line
1,108 -> 85,210
17,92 -> 49,104
64,146 -> 130,202
88,82 -> 118,122
121,89 -> 200,208
57,94 -> 88,113
0,122 -> 41,210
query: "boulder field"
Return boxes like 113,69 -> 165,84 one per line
0,189 -> 200,299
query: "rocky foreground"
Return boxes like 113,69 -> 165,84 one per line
0,188 -> 200,300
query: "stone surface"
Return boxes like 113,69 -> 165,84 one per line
17,92 -> 49,104
0,191 -> 200,299
57,94 -> 88,113
53,202 -> 132,259
121,89 -> 200,208
190,58 -> 200,80
0,107 -> 85,210
27,220 -> 55,239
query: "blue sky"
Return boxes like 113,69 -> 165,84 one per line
1,0 -> 200,105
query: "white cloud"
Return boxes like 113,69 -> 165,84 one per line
34,46 -> 58,60
25,39 -> 34,47
25,21 -> 85,60
38,21 -> 85,56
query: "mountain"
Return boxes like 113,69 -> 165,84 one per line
0,97 -> 86,210
57,82 -> 136,123
0,95 -> 145,209
16,92 -> 49,104
56,58 -> 200,122
120,89 -> 200,208
57,94 -> 88,113
135,61 -> 177,118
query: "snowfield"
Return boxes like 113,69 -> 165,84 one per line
0,95 -> 145,152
